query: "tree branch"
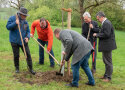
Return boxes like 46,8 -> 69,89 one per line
10,5 -> 18,10
95,0 -> 99,4
10,1 -> 19,7
73,8 -> 80,13
89,1 -> 119,14
85,0 -> 107,10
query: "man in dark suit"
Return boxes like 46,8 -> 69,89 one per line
93,11 -> 117,82
82,12 -> 99,74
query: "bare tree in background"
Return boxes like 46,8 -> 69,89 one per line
0,0 -> 9,8
9,0 -> 27,10
5,0 -> 31,10
0,0 -> 31,10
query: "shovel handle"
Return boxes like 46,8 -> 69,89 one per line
67,60 -> 70,76
32,37 -> 60,65
16,14 -> 27,59
87,28 -> 91,40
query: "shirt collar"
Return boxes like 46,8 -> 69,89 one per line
102,18 -> 107,25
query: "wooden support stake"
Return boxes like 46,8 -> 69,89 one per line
32,37 -> 60,66
62,8 -> 72,76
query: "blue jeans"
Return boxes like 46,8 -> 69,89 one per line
71,51 -> 95,86
37,39 -> 55,66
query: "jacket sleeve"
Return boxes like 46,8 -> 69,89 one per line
6,16 -> 17,30
31,20 -> 37,35
26,22 -> 30,39
96,22 -> 112,39
47,23 -> 53,52
82,23 -> 87,38
91,22 -> 100,33
60,31 -> 73,61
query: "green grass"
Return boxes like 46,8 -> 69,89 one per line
0,21 -> 125,90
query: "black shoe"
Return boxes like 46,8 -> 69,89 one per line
85,82 -> 95,86
15,67 -> 19,73
39,63 -> 44,65
50,65 -> 55,68
29,70 -> 36,75
65,83 -> 78,88
15,69 -> 19,73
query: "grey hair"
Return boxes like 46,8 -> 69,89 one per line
83,12 -> 91,18
96,11 -> 105,18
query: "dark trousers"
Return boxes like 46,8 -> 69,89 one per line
102,51 -> 113,80
11,43 -> 33,70
90,40 -> 97,70
37,39 -> 55,66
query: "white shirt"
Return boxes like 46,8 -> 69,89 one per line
102,18 -> 107,25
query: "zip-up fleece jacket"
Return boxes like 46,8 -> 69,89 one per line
31,20 -> 53,51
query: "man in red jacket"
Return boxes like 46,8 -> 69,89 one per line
30,18 -> 55,67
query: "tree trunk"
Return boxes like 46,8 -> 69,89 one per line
78,0 -> 85,24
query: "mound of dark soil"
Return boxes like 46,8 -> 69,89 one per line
13,71 -> 76,85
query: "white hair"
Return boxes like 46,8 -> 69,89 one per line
83,12 -> 91,18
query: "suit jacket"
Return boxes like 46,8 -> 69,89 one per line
97,19 -> 117,52
82,20 -> 99,43
59,29 -> 94,65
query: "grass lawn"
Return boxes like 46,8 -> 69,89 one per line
0,21 -> 125,90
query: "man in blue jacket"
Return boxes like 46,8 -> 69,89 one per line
6,7 -> 35,75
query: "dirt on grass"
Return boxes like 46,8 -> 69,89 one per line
13,70 -> 77,85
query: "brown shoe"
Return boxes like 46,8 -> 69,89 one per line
102,78 -> 111,82
100,76 -> 106,79
91,69 -> 96,74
